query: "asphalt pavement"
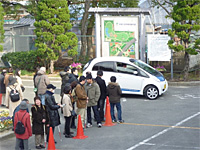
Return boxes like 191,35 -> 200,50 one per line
0,77 -> 199,150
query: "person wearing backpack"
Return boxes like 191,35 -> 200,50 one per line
31,96 -> 50,149
14,101 -> 32,150
5,77 -> 23,116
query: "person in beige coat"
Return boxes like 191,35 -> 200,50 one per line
5,78 -> 23,116
62,83 -> 74,138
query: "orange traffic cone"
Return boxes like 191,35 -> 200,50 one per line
0,94 -> 2,105
104,97 -> 109,118
103,97 -> 116,126
48,127 -> 56,150
73,115 -> 88,139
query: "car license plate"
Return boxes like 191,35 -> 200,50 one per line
164,84 -> 166,89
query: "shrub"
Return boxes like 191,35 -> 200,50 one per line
1,50 -> 44,71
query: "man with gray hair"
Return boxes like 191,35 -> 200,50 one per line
35,67 -> 50,105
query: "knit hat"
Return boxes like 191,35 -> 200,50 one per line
19,101 -> 28,110
40,67 -> 46,73
79,76 -> 86,82
64,66 -> 70,72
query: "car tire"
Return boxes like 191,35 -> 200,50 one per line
144,85 -> 159,100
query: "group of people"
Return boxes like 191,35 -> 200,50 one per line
0,66 -> 124,150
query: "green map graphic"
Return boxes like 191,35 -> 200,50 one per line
104,20 -> 136,58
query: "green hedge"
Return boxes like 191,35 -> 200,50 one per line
1,50 -> 43,71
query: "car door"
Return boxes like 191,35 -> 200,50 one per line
115,62 -> 144,94
91,61 -> 115,85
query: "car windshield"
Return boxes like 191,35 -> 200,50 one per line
83,59 -> 93,71
130,59 -> 160,76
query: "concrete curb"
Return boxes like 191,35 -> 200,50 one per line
21,76 -> 200,86
0,130 -> 15,140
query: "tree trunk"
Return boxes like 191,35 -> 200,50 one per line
183,52 -> 190,81
87,14 -> 95,59
50,60 -> 54,74
87,27 -> 94,59
80,0 -> 91,61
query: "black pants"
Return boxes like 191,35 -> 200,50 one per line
71,102 -> 76,128
65,116 -> 72,135
98,98 -> 105,121
46,126 -> 55,142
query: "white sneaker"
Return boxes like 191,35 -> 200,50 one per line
86,123 -> 92,128
98,123 -> 102,128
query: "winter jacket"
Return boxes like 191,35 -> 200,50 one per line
45,91 -> 61,127
35,70 -> 50,95
62,94 -> 73,117
95,76 -> 107,100
5,83 -> 23,115
60,71 -> 70,96
75,83 -> 87,108
85,81 -> 100,107
0,73 -> 6,93
107,82 -> 122,103
31,105 -> 50,135
14,110 -> 32,139
68,74 -> 78,84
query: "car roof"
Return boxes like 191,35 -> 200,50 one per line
92,56 -> 136,63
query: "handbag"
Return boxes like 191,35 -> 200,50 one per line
71,110 -> 77,117
21,86 -> 25,92
34,76 -> 42,93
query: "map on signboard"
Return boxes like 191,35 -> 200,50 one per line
104,20 -> 136,58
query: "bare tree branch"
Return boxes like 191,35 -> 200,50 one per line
164,0 -> 174,6
155,0 -> 171,17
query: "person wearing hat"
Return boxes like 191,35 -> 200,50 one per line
5,77 -> 23,116
31,96 -> 49,149
62,83 -> 74,138
85,74 -> 102,128
35,67 -> 50,105
75,76 -> 88,128
0,69 -> 7,106
12,99 -> 29,149
45,84 -> 62,143
14,101 -> 32,150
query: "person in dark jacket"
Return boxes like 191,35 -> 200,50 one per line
60,66 -> 71,97
31,96 -> 49,149
0,70 -> 7,106
107,76 -> 124,123
33,66 -> 40,96
95,70 -> 107,121
45,84 -> 62,143
14,101 -> 32,150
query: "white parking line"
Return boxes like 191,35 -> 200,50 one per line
126,112 -> 200,150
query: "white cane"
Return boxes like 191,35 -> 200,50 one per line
57,125 -> 62,141
43,124 -> 47,149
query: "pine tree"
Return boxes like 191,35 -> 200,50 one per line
34,0 -> 78,73
167,0 -> 200,80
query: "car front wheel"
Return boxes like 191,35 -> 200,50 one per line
144,85 -> 159,100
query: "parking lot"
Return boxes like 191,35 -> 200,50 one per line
1,80 -> 200,150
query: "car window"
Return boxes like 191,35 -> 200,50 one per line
92,61 -> 114,72
116,62 -> 137,74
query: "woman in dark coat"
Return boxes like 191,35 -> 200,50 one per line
31,96 -> 49,149
45,84 -> 62,143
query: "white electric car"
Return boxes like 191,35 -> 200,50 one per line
83,57 -> 168,100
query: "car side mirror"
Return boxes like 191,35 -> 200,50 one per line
133,71 -> 138,75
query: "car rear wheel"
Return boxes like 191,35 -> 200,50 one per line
144,85 -> 159,100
